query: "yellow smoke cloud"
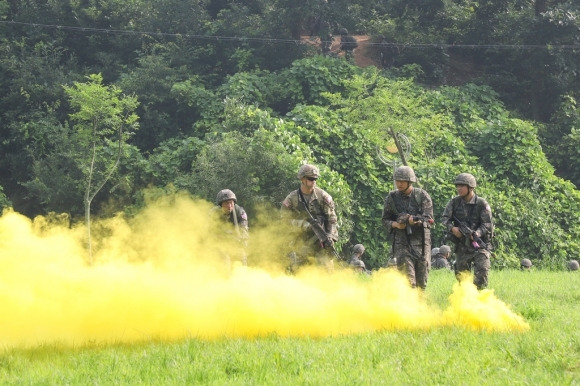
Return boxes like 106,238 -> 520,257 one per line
0,195 -> 528,348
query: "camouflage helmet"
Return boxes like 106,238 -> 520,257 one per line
439,245 -> 451,256
394,166 -> 417,183
454,173 -> 477,188
353,259 -> 365,268
353,244 -> 365,255
431,247 -> 440,256
216,189 -> 237,205
568,260 -> 579,271
339,28 -> 348,35
297,164 -> 320,179
520,258 -> 532,268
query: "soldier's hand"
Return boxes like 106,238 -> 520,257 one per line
397,213 -> 410,224
393,221 -> 406,230
451,227 -> 463,238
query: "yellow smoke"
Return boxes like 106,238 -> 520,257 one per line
0,195 -> 528,348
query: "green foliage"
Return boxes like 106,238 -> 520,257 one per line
117,46 -> 193,151
542,93 -> 580,187
1,0 -> 580,269
279,55 -> 359,106
63,73 -> 140,258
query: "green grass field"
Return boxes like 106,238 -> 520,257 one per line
1,270 -> 579,385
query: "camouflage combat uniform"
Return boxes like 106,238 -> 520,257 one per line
281,186 -> 338,268
382,187 -> 433,289
441,194 -> 493,289
213,189 -> 249,267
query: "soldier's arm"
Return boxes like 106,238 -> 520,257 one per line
421,190 -> 434,222
321,192 -> 338,240
475,200 -> 493,238
238,206 -> 249,239
382,195 -> 398,232
442,199 -> 463,238
441,200 -> 454,232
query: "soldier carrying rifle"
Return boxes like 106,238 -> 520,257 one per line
382,166 -> 434,290
441,173 -> 493,290
281,164 -> 339,273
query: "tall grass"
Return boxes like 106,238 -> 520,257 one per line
1,270 -> 578,385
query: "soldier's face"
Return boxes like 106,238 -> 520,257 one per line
221,199 -> 235,214
301,176 -> 317,190
395,180 -> 411,193
455,184 -> 469,197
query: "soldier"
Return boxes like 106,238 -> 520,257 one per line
281,164 -> 339,272
339,28 -> 358,63
568,260 -> 579,271
349,244 -> 371,275
213,189 -> 249,267
442,173 -> 493,290
382,166 -> 434,289
349,244 -> 364,266
520,258 -> 532,270
432,245 -> 452,270
320,21 -> 333,55
377,34 -> 399,68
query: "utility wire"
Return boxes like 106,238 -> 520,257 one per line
1,20 -> 580,50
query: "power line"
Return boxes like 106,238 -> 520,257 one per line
1,20 -> 580,50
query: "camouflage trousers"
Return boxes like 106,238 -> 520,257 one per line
454,244 -> 491,290
393,238 -> 430,290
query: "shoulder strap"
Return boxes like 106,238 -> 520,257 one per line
388,191 -> 399,214
413,188 -> 423,214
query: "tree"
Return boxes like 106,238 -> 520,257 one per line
63,74 -> 139,263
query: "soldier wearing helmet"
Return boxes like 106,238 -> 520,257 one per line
432,245 -> 452,270
441,173 -> 493,290
212,189 -> 249,267
281,163 -> 338,272
382,165 -> 434,290
520,258 -> 532,270
339,27 -> 357,62
349,244 -> 367,270
568,260 -> 579,271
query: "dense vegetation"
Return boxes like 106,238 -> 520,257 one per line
1,0 -> 580,268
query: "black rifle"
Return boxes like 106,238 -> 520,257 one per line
452,215 -> 487,250
297,188 -> 342,262
397,214 -> 434,236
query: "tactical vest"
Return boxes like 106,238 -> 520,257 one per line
449,195 -> 493,246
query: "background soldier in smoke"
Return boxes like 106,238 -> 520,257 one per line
432,245 -> 452,270
212,189 -> 249,268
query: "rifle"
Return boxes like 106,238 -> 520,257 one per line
396,214 -> 434,236
452,215 -> 487,250
297,188 -> 342,262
